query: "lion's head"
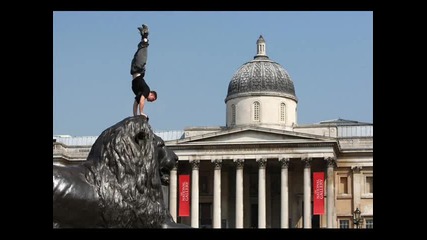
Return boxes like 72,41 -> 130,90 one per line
82,115 -> 173,228
153,134 -> 178,186
53,116 -> 187,228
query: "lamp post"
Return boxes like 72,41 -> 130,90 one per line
353,208 -> 362,229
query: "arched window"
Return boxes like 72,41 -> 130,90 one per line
231,104 -> 236,126
253,101 -> 260,121
280,102 -> 286,122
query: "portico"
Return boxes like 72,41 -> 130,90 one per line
166,127 -> 338,228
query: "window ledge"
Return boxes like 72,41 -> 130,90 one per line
337,194 -> 352,199
361,193 -> 373,199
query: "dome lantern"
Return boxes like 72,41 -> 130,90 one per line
255,35 -> 267,58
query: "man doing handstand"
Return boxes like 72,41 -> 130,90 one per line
130,24 -> 157,118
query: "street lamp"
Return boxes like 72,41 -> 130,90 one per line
353,208 -> 362,229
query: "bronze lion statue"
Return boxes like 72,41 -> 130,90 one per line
53,116 -> 189,228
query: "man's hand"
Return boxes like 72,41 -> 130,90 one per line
140,113 -> 149,121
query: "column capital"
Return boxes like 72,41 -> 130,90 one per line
234,158 -> 245,169
326,157 -> 337,168
212,159 -> 222,170
302,157 -> 312,168
351,165 -> 362,173
257,158 -> 267,169
190,159 -> 200,170
279,157 -> 290,169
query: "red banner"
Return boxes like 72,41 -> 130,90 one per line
313,172 -> 325,215
179,175 -> 190,217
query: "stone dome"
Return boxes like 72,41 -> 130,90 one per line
225,36 -> 297,102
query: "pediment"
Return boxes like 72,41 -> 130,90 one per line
174,126 -> 333,144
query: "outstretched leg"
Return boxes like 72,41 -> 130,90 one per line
130,24 -> 149,78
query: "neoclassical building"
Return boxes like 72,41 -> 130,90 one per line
53,36 -> 373,229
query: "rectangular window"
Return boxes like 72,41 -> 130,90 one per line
339,176 -> 348,194
365,176 -> 373,194
339,220 -> 349,229
249,173 -> 258,196
200,175 -> 209,194
365,219 -> 373,229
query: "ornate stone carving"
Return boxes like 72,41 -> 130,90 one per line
190,159 -> 200,170
226,60 -> 296,100
234,158 -> 245,169
279,157 -> 290,169
302,157 -> 312,168
256,158 -> 267,169
212,159 -> 222,170
351,166 -> 362,173
53,115 -> 189,228
326,157 -> 336,168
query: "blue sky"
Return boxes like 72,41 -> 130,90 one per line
53,11 -> 373,136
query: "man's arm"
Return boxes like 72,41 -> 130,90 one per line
138,95 -> 147,116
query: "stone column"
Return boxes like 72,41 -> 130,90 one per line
326,157 -> 336,228
234,158 -> 244,228
279,157 -> 290,228
169,162 -> 178,222
302,158 -> 312,229
190,159 -> 200,228
212,159 -> 222,228
352,165 -> 363,225
257,158 -> 267,228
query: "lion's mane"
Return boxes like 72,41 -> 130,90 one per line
53,116 -> 168,228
